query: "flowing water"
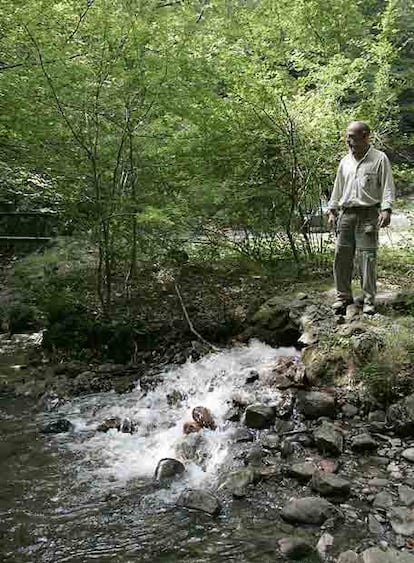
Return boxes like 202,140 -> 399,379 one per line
1,340 -> 308,563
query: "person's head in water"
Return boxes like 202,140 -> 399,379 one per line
346,121 -> 370,159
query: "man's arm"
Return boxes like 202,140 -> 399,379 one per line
327,162 -> 343,227
378,154 -> 395,228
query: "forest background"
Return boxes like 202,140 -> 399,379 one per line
0,0 -> 413,361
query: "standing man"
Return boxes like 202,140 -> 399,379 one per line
327,121 -> 395,315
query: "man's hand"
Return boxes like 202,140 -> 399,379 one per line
327,210 -> 337,230
378,209 -> 391,228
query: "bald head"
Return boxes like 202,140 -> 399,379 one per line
346,121 -> 371,159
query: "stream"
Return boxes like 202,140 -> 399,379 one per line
1,340 -> 306,563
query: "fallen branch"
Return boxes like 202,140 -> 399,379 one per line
174,281 -> 219,352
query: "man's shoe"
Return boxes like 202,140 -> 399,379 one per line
332,299 -> 353,315
363,303 -> 375,315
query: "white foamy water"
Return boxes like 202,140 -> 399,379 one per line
54,340 -> 297,489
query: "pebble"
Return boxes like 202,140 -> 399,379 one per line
402,448 -> 414,463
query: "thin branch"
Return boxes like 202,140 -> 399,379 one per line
66,0 -> 96,43
23,24 -> 92,158
0,53 -> 84,73
174,281 -> 219,352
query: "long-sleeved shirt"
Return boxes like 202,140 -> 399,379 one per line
328,146 -> 395,211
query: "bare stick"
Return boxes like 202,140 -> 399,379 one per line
174,281 -> 219,352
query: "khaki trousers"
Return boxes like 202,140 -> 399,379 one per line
334,206 -> 379,305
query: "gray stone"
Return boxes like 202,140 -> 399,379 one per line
40,418 -> 73,434
154,458 -> 185,482
337,551 -> 360,563
351,433 -> 378,452
245,445 -> 266,466
368,514 -> 384,535
177,489 -> 221,516
233,428 -> 254,443
314,422 -> 343,456
373,491 -> 394,510
311,471 -> 351,498
278,537 -> 314,559
369,410 -> 386,422
244,404 -> 276,429
388,506 -> 414,536
368,479 -> 389,488
342,404 -> 359,418
387,394 -> 414,436
398,485 -> 414,507
261,433 -> 280,450
281,496 -> 341,525
223,468 -> 255,498
286,462 -> 316,482
316,532 -> 334,560
401,448 -> 414,463
361,547 -> 414,563
297,390 -> 336,419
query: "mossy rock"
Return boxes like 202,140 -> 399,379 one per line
301,346 -> 352,384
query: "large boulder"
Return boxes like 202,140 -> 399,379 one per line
247,297 -> 301,347
154,458 -> 185,482
281,496 -> 341,526
361,547 -> 414,563
387,393 -> 414,436
311,471 -> 351,498
297,391 -> 336,419
244,404 -> 276,429
301,347 -> 349,384
177,489 -> 222,516
314,422 -> 343,456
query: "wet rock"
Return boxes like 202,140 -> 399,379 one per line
398,485 -> 414,507
192,406 -> 216,430
311,471 -> 351,498
223,468 -> 255,498
337,551 -> 360,563
373,491 -> 394,510
244,404 -> 275,429
387,394 -> 414,436
183,421 -> 201,435
277,391 -> 295,419
368,514 -> 384,536
388,507 -> 414,536
286,462 -> 316,482
342,403 -> 359,418
361,547 -> 414,563
177,489 -> 221,516
225,407 -> 241,422
119,418 -> 136,434
278,537 -> 314,559
154,458 -> 185,482
352,332 -> 384,360
40,418 -> 73,434
316,532 -> 334,560
233,428 -> 254,443
314,422 -> 343,456
249,298 -> 301,347
401,448 -> 414,463
297,391 -> 335,419
245,370 -> 259,384
281,496 -> 341,526
96,417 -> 121,433
265,356 -> 306,388
280,440 -> 296,458
351,433 -> 378,452
261,433 -> 280,451
166,390 -> 186,406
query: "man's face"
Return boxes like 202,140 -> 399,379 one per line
345,124 -> 369,155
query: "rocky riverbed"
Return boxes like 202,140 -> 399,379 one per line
2,290 -> 414,562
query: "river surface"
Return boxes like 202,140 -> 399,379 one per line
1,340 -> 308,563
